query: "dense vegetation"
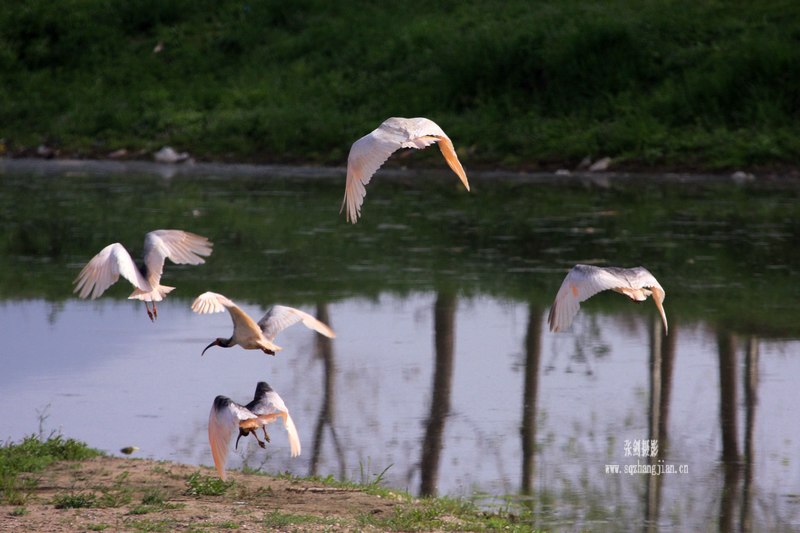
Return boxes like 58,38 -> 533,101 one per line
1,0 -> 799,170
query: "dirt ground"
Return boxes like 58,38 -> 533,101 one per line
0,456 -> 421,532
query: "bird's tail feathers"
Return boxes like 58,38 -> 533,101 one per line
128,285 -> 175,302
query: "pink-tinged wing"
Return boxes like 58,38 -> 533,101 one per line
340,117 -> 469,223
257,305 -> 336,342
73,243 -> 150,299
246,383 -> 301,457
208,396 -> 257,480
143,230 -> 213,286
340,126 -> 405,223
547,265 -> 627,332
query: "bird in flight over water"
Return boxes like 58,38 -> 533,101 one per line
208,381 -> 300,480
341,116 -> 470,223
192,291 -> 336,356
73,229 -> 213,321
548,264 -> 668,335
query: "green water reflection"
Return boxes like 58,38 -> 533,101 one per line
2,164 -> 800,531
2,169 -> 799,337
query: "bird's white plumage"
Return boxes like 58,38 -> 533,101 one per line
246,385 -> 301,457
73,243 -> 150,299
341,117 -> 470,223
141,230 -> 213,288
208,397 -> 258,480
548,264 -> 668,334
257,305 -> 337,342
208,383 -> 301,479
192,293 -> 336,354
191,291 -> 238,314
73,229 -> 212,303
191,291 -> 281,353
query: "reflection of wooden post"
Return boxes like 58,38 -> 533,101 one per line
741,336 -> 759,532
520,305 -> 542,495
419,293 -> 456,497
717,331 -> 739,463
659,320 -> 676,451
309,303 -> 346,479
717,330 -> 740,532
644,315 -> 664,531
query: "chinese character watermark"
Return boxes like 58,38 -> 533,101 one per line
624,439 -> 659,458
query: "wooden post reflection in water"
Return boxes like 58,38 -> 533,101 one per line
419,293 -> 456,497
644,314 -> 676,531
740,336 -> 759,533
520,305 -> 542,495
717,329 -> 740,532
309,303 -> 347,479
717,331 -> 739,463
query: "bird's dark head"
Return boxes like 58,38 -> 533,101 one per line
212,395 -> 231,410
201,338 -> 231,356
254,381 -> 273,395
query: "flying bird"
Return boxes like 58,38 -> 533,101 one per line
548,264 -> 668,334
192,291 -> 336,356
340,117 -> 470,223
73,230 -> 213,321
208,381 -> 301,480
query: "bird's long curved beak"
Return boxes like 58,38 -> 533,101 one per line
652,288 -> 669,336
201,339 -> 221,356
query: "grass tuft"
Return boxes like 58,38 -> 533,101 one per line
185,471 -> 233,496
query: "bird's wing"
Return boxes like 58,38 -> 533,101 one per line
142,230 -> 213,286
192,291 -> 268,341
283,412 -> 301,457
73,243 -> 150,299
548,265 -> 630,332
245,386 -> 301,457
625,267 -> 668,335
340,123 -> 408,223
256,305 -> 336,342
192,291 -> 238,314
340,117 -> 469,223
208,396 -> 257,480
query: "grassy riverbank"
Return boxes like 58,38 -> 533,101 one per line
1,1 -> 798,170
0,434 -> 534,532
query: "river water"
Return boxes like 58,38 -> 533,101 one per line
1,160 -> 798,531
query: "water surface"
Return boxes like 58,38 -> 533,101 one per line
1,162 -> 799,531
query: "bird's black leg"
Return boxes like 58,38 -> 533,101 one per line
250,431 -> 267,449
144,302 -> 154,322
261,427 -> 271,443
152,301 -> 158,319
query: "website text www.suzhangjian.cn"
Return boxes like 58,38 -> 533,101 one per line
604,460 -> 689,476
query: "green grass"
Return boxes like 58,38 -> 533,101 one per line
53,491 -> 99,509
185,472 -> 234,496
0,433 -> 102,505
357,495 -> 539,532
1,1 -> 799,170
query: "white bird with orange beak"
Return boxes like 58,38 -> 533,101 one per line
548,264 -> 668,334
341,117 -> 470,223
